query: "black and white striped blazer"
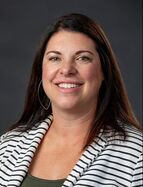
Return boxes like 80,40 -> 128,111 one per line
0,115 -> 143,187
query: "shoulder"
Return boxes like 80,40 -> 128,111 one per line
124,124 -> 142,144
0,130 -> 24,147
81,125 -> 142,187
0,130 -> 26,167
105,123 -> 142,144
121,124 -> 142,148
104,124 -> 142,160
0,115 -> 53,143
0,116 -> 52,159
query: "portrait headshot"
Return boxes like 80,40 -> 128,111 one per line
0,1 -> 142,187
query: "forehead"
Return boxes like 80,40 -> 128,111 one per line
45,30 -> 96,51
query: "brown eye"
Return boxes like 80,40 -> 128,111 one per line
76,56 -> 92,63
48,56 -> 61,62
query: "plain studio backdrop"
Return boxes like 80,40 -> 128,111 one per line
0,0 -> 142,135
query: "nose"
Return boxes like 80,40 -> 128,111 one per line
59,61 -> 77,76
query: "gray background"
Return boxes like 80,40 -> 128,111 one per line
0,0 -> 142,135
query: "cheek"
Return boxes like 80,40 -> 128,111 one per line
84,69 -> 95,81
42,63 -> 54,82
42,64 -> 48,80
83,65 -> 103,83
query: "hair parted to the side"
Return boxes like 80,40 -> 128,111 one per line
9,13 -> 141,147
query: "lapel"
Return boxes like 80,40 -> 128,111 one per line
5,116 -> 52,187
4,115 -> 107,187
62,131 -> 107,187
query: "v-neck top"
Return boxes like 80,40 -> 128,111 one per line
1,116 -> 143,186
20,174 -> 65,187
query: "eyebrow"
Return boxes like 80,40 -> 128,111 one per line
45,50 -> 94,55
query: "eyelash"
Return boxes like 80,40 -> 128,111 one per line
48,55 -> 92,63
48,56 -> 61,61
76,56 -> 92,62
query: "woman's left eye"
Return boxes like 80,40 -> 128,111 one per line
76,56 -> 92,62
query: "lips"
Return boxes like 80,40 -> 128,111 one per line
54,81 -> 83,89
58,83 -> 81,88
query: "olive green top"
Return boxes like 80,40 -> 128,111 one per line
21,174 -> 66,187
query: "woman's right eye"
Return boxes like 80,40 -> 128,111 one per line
48,56 -> 61,62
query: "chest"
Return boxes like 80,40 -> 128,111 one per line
28,141 -> 83,180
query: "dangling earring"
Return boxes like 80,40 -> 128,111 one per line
38,80 -> 51,110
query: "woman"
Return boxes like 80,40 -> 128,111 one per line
0,13 -> 142,187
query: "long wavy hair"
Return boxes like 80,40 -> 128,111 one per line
9,13 -> 141,147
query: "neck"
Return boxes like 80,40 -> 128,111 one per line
49,106 -> 96,143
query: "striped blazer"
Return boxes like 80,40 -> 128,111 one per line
0,115 -> 143,187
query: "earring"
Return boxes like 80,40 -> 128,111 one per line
38,80 -> 51,110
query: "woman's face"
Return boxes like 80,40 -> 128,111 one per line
42,30 -> 104,113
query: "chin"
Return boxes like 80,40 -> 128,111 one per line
55,101 -> 80,111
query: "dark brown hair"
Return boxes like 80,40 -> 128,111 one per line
9,13 -> 141,147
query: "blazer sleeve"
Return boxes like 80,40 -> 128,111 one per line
0,132 -> 10,164
131,153 -> 143,187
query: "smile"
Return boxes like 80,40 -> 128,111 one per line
58,83 -> 80,88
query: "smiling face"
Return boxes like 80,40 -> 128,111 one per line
42,30 -> 104,113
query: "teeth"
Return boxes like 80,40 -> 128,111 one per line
58,83 -> 79,88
